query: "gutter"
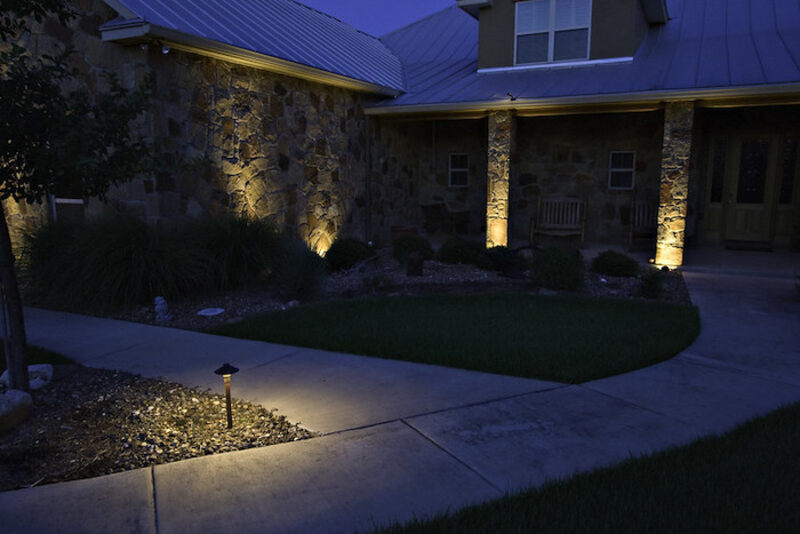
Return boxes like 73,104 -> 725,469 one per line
364,83 -> 800,117
101,21 -> 402,97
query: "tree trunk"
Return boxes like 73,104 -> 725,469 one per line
0,202 -> 29,392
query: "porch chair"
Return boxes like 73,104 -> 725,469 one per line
629,198 -> 658,250
530,195 -> 586,248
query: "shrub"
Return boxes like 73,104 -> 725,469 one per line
477,246 -> 528,276
24,216 -> 208,308
187,215 -> 281,290
272,239 -> 327,301
530,247 -> 585,290
325,238 -> 375,272
638,268 -> 663,299
392,235 -> 434,263
591,250 -> 640,277
437,238 -> 485,265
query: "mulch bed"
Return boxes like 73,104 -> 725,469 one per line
0,365 -> 313,492
103,252 -> 693,332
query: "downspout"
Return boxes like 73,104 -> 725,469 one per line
365,115 -> 372,243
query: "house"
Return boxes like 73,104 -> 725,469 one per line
8,0 -> 800,268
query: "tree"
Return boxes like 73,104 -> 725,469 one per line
1,1 -> 154,390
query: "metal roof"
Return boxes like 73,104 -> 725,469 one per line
370,0 -> 800,113
101,0 -> 405,93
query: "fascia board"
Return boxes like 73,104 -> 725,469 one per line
364,83 -> 800,117
101,23 -> 400,96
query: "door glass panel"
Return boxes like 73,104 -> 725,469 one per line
709,141 -> 726,203
736,139 -> 770,204
779,138 -> 797,205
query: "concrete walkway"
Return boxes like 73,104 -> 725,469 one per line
2,271 -> 799,533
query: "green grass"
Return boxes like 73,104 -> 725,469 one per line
379,401 -> 800,533
212,294 -> 700,383
0,345 -> 73,374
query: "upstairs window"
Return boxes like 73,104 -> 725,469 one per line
515,0 -> 591,65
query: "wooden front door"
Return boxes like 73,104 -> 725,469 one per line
723,135 -> 779,243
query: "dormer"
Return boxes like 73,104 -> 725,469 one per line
457,0 -> 669,70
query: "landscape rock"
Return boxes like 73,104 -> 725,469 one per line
0,364 -> 53,391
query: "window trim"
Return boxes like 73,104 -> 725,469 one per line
607,150 -> 636,190
514,0 -> 593,66
448,153 -> 470,188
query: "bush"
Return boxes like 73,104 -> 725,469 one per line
477,246 -> 528,276
530,247 -> 585,290
325,238 -> 375,272
272,239 -> 327,301
392,235 -> 434,263
24,216 -> 208,308
437,238 -> 485,265
187,215 -> 281,290
591,250 -> 640,277
638,268 -> 663,299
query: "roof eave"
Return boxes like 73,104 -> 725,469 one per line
456,0 -> 492,18
101,21 -> 402,97
364,84 -> 800,117
640,0 -> 669,24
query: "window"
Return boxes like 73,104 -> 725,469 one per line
449,154 -> 469,187
515,0 -> 591,65
608,151 -> 635,190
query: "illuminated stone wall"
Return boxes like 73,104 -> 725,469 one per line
20,0 -> 373,255
655,102 -> 695,267
486,111 -> 513,247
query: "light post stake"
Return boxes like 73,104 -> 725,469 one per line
214,363 -> 239,429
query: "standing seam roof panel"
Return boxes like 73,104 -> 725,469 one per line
109,0 -> 405,91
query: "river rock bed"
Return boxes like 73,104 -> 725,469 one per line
0,365 -> 313,491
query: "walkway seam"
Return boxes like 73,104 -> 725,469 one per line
76,343 -> 145,364
151,467 -> 160,534
401,419 -> 505,496
319,384 -> 569,437
678,353 -> 800,388
576,384 -> 707,434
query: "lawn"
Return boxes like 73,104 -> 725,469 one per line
212,294 -> 700,383
379,401 -> 800,533
0,345 -> 73,374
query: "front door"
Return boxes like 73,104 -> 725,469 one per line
723,136 -> 779,243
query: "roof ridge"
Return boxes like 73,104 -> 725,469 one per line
379,4 -> 458,40
289,0 -> 384,41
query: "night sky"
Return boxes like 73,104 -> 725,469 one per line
297,0 -> 456,37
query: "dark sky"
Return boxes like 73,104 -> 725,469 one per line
298,0 -> 456,37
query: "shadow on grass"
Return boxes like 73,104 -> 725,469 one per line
0,345 -> 73,374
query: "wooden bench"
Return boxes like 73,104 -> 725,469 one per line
629,198 -> 658,250
530,195 -> 586,247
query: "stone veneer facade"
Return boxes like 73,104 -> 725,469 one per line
7,0 -> 377,255
7,2 -> 794,262
655,102 -> 695,267
513,112 -> 664,245
486,111 -> 513,247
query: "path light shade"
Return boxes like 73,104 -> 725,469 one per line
214,363 -> 239,429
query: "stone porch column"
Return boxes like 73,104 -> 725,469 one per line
656,102 -> 695,268
487,110 -> 513,248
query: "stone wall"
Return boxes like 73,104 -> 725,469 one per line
16,0 -> 374,255
513,112 -> 664,244
369,118 -> 488,244
655,102 -> 694,267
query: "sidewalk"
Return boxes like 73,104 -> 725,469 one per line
2,271 -> 799,533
